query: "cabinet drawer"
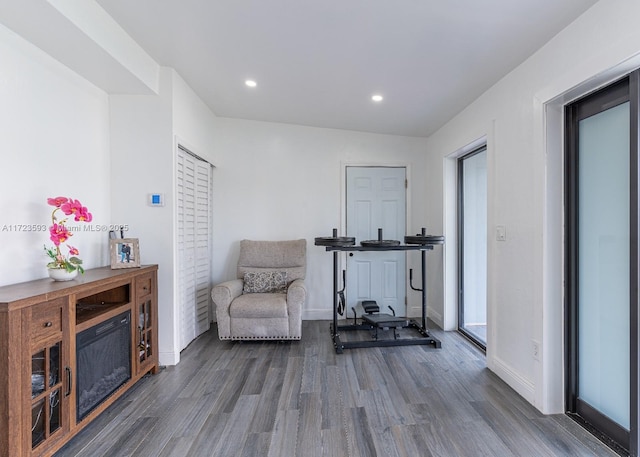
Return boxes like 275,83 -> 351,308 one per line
31,300 -> 63,344
136,274 -> 152,297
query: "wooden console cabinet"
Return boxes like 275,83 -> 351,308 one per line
0,265 -> 158,457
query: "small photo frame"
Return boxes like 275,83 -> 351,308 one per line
110,238 -> 140,269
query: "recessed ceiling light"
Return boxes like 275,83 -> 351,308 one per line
245,80 -> 257,88
371,94 -> 383,102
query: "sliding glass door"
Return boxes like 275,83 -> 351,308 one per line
458,146 -> 487,348
565,74 -> 639,454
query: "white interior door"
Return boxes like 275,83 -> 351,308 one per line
346,166 -> 406,316
177,145 -> 212,351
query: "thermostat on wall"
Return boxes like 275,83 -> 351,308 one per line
148,193 -> 165,207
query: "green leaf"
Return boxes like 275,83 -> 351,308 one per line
44,245 -> 57,260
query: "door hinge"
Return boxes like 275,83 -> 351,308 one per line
404,296 -> 408,305
405,179 -> 408,189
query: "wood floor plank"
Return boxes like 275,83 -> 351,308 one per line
267,409 -> 300,457
336,352 -> 364,409
389,424 -> 434,457
296,392 -> 323,456
240,432 -> 271,457
300,345 -> 321,394
211,394 -> 260,456
426,377 -> 484,428
408,415 -> 462,456
219,357 -> 257,413
347,406 -> 378,457
241,348 -> 273,395
103,416 -> 159,457
54,321 -> 620,457
446,419 -> 515,456
348,349 -> 384,392
320,427 -> 350,457
277,356 -> 303,411
130,398 -> 204,457
470,399 -> 558,456
320,365 -> 347,430
381,351 -> 428,404
267,340 -> 293,369
177,358 -> 230,400
361,388 -> 414,429
157,437 -> 193,457
248,367 -> 285,433
183,411 -> 231,457
369,425 -> 404,457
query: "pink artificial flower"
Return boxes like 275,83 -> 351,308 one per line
74,206 -> 92,222
67,245 -> 79,256
47,196 -> 68,207
49,223 -> 72,246
57,198 -> 92,221
60,199 -> 83,216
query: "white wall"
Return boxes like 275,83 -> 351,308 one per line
0,23 -> 110,287
425,0 -> 640,413
203,118 -> 430,320
110,68 -> 222,366
109,68 -> 175,363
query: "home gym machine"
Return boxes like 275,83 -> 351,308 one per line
314,228 -> 444,354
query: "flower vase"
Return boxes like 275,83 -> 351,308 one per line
48,268 -> 78,282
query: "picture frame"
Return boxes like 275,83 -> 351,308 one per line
110,238 -> 140,269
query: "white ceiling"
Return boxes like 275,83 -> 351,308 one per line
94,0 -> 598,137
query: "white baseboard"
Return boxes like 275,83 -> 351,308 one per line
426,307 -> 443,328
407,305 -> 421,318
303,308 -> 333,320
489,356 -> 535,405
159,351 -> 180,367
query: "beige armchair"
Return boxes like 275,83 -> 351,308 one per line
211,239 -> 307,340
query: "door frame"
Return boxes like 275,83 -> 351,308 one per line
174,139 -> 214,353
340,162 -> 413,313
443,135 -> 489,335
457,145 -> 488,349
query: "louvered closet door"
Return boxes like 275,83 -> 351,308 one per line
177,146 -> 212,351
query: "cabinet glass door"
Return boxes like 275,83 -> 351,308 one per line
138,299 -> 153,366
31,342 -> 63,448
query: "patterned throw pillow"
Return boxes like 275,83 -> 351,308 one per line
242,271 -> 288,294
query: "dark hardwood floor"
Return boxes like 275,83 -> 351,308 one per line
55,321 -> 617,457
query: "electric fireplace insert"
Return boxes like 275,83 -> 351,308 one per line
76,311 -> 131,421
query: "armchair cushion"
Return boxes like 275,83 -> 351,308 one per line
230,293 -> 288,318
242,271 -> 288,294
